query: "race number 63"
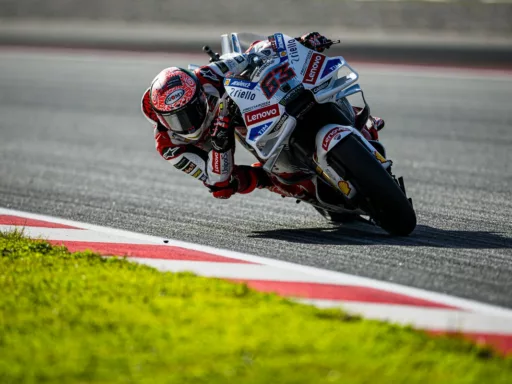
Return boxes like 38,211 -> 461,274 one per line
260,63 -> 296,99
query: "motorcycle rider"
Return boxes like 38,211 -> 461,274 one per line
141,32 -> 385,200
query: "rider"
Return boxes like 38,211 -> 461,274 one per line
141,32 -> 385,200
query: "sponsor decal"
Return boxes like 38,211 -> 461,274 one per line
212,152 -> 221,174
248,122 -> 272,141
375,151 -> 387,164
182,73 -> 196,88
165,89 -> 185,105
214,62 -> 229,74
242,100 -> 271,113
174,157 -> 189,170
199,68 -> 219,82
224,78 -> 258,90
253,60 -> 274,78
321,58 -> 342,78
199,174 -> 207,182
234,55 -> 245,64
337,180 -> 352,196
322,127 -> 350,150
279,84 -> 304,106
192,169 -> 202,178
154,71 -> 198,112
229,88 -> 257,101
312,79 -> 331,94
267,114 -> 288,135
303,53 -> 326,85
221,153 -> 230,174
183,161 -> 197,174
300,51 -> 313,74
287,39 -> 300,63
244,104 -> 279,127
260,62 -> 296,99
162,146 -> 182,159
274,33 -> 286,52
271,33 -> 288,62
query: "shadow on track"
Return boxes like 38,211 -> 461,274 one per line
249,224 -> 512,249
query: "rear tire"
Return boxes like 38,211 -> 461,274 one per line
328,135 -> 416,236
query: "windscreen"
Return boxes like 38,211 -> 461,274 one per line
236,32 -> 269,52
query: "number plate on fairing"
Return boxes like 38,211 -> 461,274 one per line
224,33 -> 340,154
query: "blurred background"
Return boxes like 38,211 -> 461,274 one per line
0,0 -> 511,65
1,0 -> 512,308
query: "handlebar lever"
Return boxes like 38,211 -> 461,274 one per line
203,46 -> 220,62
317,39 -> 341,49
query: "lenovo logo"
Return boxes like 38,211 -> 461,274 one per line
244,104 -> 279,126
212,152 -> 221,174
322,127 -> 349,150
303,53 -> 325,85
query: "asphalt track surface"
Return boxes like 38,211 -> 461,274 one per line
1,49 -> 511,308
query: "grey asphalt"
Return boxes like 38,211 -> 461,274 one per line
1,49 -> 511,308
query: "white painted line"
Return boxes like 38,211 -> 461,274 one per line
0,225 -> 154,244
2,207 -> 512,318
300,299 -> 512,334
131,258 -> 343,284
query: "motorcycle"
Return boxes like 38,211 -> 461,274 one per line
196,32 -> 416,236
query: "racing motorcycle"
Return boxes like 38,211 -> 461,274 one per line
196,32 -> 416,236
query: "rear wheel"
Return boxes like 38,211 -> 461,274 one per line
328,135 -> 416,236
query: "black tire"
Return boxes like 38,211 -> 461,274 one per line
328,135 -> 417,236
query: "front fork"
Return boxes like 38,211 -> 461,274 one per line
313,124 -> 392,200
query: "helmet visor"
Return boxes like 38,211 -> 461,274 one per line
158,94 -> 207,135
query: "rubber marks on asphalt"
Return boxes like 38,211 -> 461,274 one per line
1,209 -> 512,354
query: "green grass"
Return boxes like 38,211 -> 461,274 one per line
1,231 -> 511,384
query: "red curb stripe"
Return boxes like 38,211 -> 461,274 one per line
0,215 -> 81,229
231,280 -> 456,309
48,241 -> 254,264
430,331 -> 512,355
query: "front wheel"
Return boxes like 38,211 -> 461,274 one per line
327,135 -> 417,236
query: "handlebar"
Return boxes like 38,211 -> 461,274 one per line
202,46 -> 220,62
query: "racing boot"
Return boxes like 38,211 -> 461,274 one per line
231,164 -> 271,195
353,106 -> 385,140
208,164 -> 268,199
239,162 -> 317,200
366,116 -> 386,158
352,107 -> 387,157
212,164 -> 317,199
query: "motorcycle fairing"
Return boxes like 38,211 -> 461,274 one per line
223,32 -> 390,199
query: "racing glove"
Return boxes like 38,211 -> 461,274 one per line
210,96 -> 235,153
208,165 -> 270,199
299,32 -> 332,52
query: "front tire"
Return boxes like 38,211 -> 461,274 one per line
328,135 -> 417,236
